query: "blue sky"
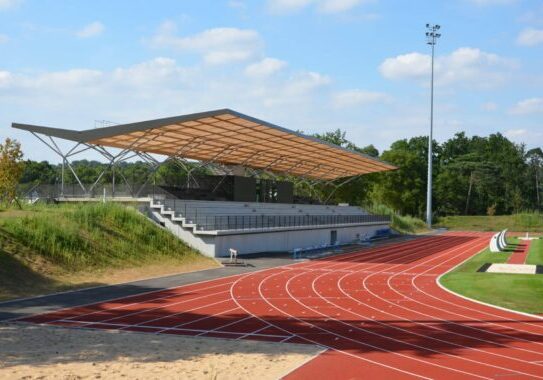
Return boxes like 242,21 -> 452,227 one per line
1,0 -> 542,162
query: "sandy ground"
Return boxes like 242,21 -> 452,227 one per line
0,323 -> 322,380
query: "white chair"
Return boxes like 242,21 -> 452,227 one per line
229,248 -> 238,264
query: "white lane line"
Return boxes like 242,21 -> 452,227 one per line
48,280 -> 236,322
51,318 -> 291,339
86,289 -> 232,325
355,233 -> 543,352
19,235 -> 432,325
235,324 -> 276,340
117,298 -> 234,330
229,268 -> 430,379
302,235 -> 438,271
263,269 -> 488,379
391,236 -> 543,341
307,240 -> 543,375
157,306 -> 244,335
366,233 -> 543,357
413,251 -> 543,332
193,314 -> 253,337
335,246 -> 543,365
286,264 -> 527,379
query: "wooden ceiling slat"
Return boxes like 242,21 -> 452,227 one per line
88,112 -> 394,179
98,131 -> 376,176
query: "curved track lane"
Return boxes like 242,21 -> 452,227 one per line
19,232 -> 543,379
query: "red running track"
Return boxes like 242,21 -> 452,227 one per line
508,240 -> 531,264
18,232 -> 543,379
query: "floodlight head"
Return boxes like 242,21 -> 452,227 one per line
436,25 -> 441,29
426,23 -> 430,27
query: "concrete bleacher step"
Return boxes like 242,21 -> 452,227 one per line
151,198 -> 378,234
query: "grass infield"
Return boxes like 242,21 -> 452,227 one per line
440,237 -> 543,314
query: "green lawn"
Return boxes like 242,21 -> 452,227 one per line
435,213 -> 543,232
526,237 -> 543,265
439,237 -> 543,314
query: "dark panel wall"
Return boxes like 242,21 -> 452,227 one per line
276,181 -> 294,203
233,176 -> 257,202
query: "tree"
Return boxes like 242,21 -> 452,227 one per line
526,148 -> 543,211
0,138 -> 24,207
371,137 -> 439,217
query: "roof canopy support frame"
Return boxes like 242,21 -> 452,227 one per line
83,126 -> 165,197
30,132 -> 87,196
28,128 -> 167,199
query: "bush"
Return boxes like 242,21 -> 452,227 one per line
368,203 -> 427,234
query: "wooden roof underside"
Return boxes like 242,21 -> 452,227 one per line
13,109 -> 396,180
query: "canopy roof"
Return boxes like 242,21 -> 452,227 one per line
12,109 -> 396,180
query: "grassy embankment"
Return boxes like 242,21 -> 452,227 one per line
435,212 -> 543,232
0,202 -> 218,301
440,237 -> 543,314
368,204 -> 428,234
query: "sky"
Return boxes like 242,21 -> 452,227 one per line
1,0 -> 542,163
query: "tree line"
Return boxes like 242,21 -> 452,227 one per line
315,130 -> 542,217
17,130 -> 543,217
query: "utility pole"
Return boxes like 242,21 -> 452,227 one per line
425,23 -> 441,228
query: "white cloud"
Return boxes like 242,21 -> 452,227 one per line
0,0 -> 22,10
150,22 -> 262,65
332,89 -> 388,108
517,28 -> 543,46
228,0 -> 246,9
504,128 -> 528,138
76,21 -> 105,38
267,0 -> 370,14
0,34 -> 9,43
481,102 -> 497,111
284,71 -> 331,94
111,57 -> 193,89
318,0 -> 370,13
509,98 -> 543,115
1,58 -> 333,155
379,47 -> 516,88
503,128 -> 543,146
267,0 -> 314,13
518,6 -> 543,26
379,52 -> 430,81
466,0 -> 516,6
245,57 -> 287,77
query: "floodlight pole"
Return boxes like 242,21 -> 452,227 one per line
425,23 -> 441,228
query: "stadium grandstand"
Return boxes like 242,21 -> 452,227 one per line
12,109 -> 396,257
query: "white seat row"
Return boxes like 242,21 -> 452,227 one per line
489,229 -> 508,252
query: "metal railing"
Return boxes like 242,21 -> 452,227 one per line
192,214 -> 390,231
18,183 -> 157,200
151,197 -> 390,231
